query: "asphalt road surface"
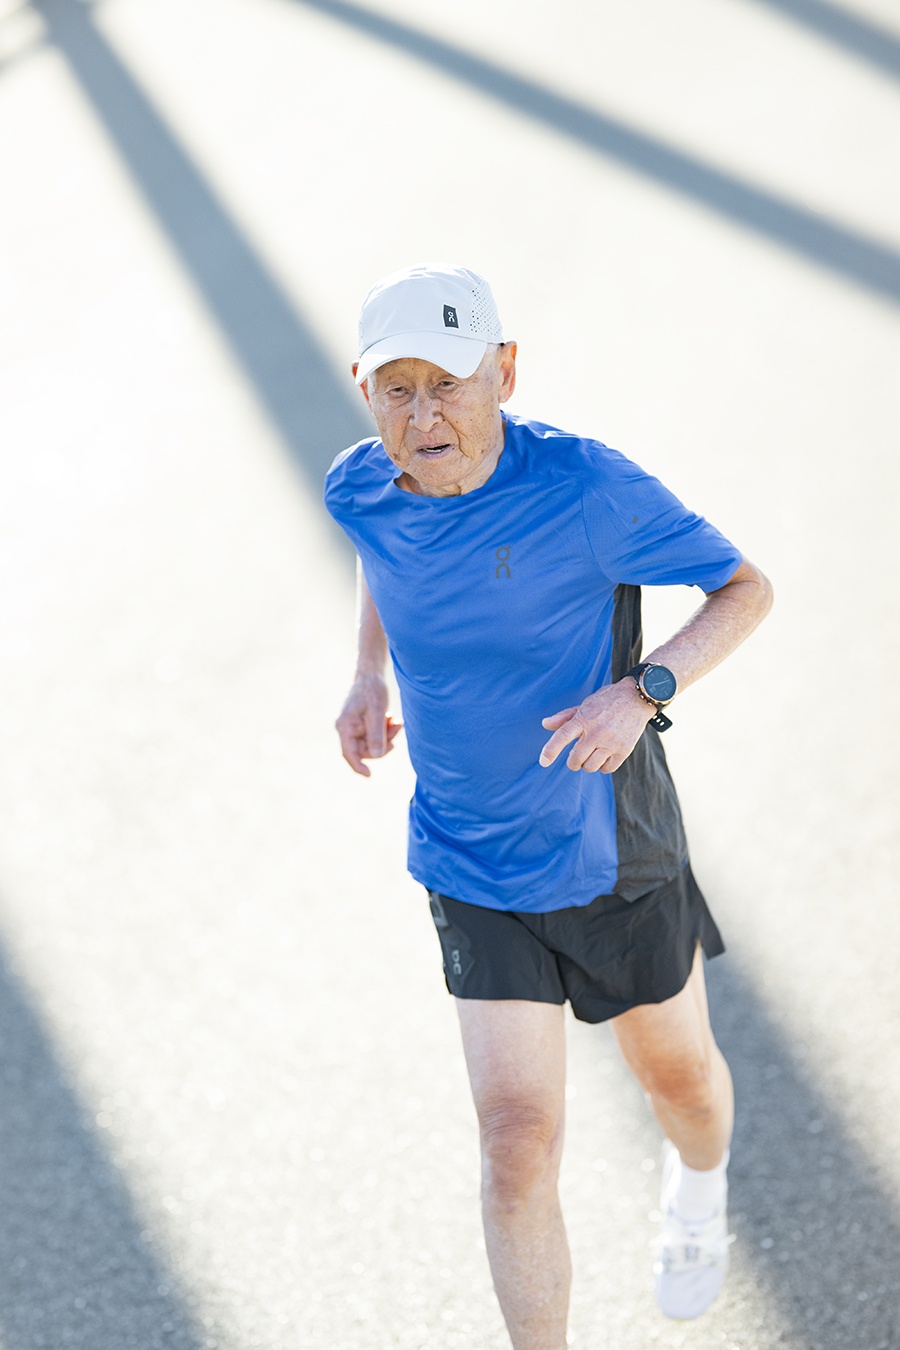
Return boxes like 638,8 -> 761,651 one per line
0,1 -> 899,1347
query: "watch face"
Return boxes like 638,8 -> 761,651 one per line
643,665 -> 677,703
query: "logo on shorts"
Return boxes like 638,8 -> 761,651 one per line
494,545 -> 511,579
443,304 -> 459,329
450,948 -> 463,975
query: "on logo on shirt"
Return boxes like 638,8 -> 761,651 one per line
494,545 -> 511,579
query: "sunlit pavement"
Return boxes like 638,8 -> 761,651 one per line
0,1 -> 898,1346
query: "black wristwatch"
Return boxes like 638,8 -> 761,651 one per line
623,663 -> 677,733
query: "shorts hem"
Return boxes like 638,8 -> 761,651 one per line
428,864 -> 724,1025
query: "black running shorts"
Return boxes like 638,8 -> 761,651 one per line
427,864 -> 724,1024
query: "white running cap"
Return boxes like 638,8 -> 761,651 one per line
356,263 -> 503,385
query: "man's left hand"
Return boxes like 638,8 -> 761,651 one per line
539,681 -> 654,773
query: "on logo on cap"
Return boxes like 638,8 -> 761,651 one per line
443,304 -> 459,329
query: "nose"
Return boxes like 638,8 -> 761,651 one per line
408,390 -> 442,431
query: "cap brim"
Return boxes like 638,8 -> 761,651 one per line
355,332 -> 487,385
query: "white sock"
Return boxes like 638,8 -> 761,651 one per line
673,1148 -> 729,1221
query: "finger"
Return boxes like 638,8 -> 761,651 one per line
541,706 -> 579,730
336,718 -> 371,776
341,738 -> 371,776
567,732 -> 616,771
538,717 -> 583,767
578,745 -> 614,774
364,702 -> 386,757
374,718 -> 403,759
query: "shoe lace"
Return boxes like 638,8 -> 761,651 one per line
656,1208 -> 731,1273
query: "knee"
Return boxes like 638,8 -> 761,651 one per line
478,1102 -> 563,1205
639,1054 -> 718,1118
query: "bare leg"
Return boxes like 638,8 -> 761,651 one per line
612,944 -> 733,1170
455,998 -> 569,1350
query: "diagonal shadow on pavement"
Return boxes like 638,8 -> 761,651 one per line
0,937 -> 206,1350
291,0 -> 900,308
749,0 -> 900,83
704,953 -> 899,1349
33,0 -> 371,510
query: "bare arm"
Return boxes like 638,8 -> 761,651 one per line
335,560 -> 403,776
539,558 -> 774,773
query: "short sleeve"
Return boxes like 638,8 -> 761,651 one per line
580,452 -> 742,591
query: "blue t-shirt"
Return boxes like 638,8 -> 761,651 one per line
324,414 -> 741,913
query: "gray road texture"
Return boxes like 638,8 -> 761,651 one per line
0,0 -> 898,1347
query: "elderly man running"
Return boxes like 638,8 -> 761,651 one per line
325,263 -> 772,1349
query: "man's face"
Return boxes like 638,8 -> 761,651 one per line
356,344 -> 517,496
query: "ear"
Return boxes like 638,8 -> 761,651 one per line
352,363 -> 373,412
497,342 -> 517,404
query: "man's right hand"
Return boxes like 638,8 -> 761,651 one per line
335,673 -> 403,776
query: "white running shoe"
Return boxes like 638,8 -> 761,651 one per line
653,1142 -> 731,1320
